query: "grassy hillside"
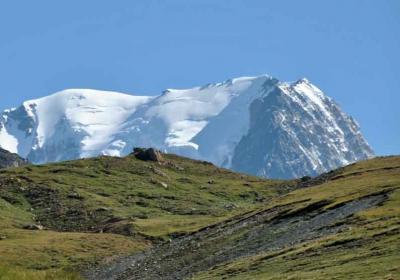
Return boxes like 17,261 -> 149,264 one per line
0,152 -> 284,278
85,156 -> 400,280
193,156 -> 400,280
1,153 -> 399,279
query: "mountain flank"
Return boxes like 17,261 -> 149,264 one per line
0,151 -> 398,279
0,148 -> 28,169
0,75 -> 373,178
0,150 -> 285,279
87,156 -> 400,280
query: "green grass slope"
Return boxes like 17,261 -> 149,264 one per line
1,152 -> 399,280
193,156 -> 400,280
0,153 -> 283,278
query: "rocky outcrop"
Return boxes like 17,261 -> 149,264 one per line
0,148 -> 28,169
231,80 -> 373,179
132,148 -> 164,163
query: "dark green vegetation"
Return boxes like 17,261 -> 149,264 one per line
0,152 -> 284,279
0,152 -> 399,279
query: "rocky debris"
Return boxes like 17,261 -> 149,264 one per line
0,236 -> 7,240
148,166 -> 168,178
85,192 -> 388,280
95,207 -> 111,212
19,184 -> 112,233
23,224 -> 44,230
0,148 -> 29,169
164,161 -> 185,171
150,178 -> 168,189
296,167 -> 345,189
132,148 -> 164,163
223,203 -> 237,210
100,219 -> 137,237
67,192 -> 83,199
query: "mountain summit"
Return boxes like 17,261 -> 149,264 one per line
0,75 -> 373,178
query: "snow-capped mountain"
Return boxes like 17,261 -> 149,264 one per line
0,75 -> 373,178
230,78 -> 374,178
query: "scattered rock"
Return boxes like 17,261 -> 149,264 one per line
95,207 -> 111,212
150,178 -> 158,184
149,166 -> 168,177
165,161 -> 185,171
131,213 -> 149,219
0,236 -> 7,240
208,179 -> 215,184
67,192 -> 83,200
223,203 -> 237,210
101,220 -> 137,236
86,192 -> 388,280
150,178 -> 168,189
23,224 -> 44,230
133,148 -> 164,163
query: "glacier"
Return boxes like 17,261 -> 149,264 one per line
0,75 -> 374,178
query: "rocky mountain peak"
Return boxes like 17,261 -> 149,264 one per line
0,75 -> 373,178
0,148 -> 29,169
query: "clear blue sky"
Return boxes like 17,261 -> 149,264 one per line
0,0 -> 399,155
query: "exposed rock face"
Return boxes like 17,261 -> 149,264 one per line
0,148 -> 28,169
0,75 -> 373,178
132,148 -> 164,162
231,80 -> 373,179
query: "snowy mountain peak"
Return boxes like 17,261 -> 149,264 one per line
0,75 -> 373,178
294,77 -> 311,84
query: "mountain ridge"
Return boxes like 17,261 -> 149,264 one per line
0,147 -> 28,169
0,75 -> 373,178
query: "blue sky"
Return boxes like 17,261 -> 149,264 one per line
0,0 -> 399,155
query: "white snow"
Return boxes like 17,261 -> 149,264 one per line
293,81 -> 328,113
143,75 -> 268,155
0,74 -> 373,178
22,89 -> 153,158
0,124 -> 19,153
